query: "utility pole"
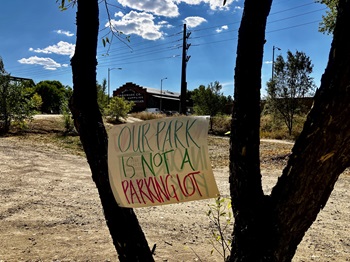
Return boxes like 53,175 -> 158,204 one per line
272,45 -> 281,81
180,24 -> 191,115
108,67 -> 122,103
160,77 -> 167,112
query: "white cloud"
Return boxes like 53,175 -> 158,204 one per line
118,0 -> 179,17
108,11 -> 163,40
158,20 -> 174,29
175,0 -> 238,11
115,11 -> 124,17
29,41 -> 75,57
175,0 -> 202,4
183,16 -> 207,28
18,56 -> 65,70
233,5 -> 242,12
55,29 -> 74,37
208,0 -> 237,10
216,25 -> 228,33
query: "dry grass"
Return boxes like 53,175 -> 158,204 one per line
4,114 -> 295,169
210,115 -> 231,135
6,115 -> 84,156
260,114 -> 307,140
130,111 -> 167,120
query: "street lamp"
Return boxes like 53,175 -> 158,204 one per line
108,67 -> 122,103
160,77 -> 167,112
272,45 -> 281,81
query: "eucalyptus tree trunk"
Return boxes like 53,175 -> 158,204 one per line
229,0 -> 350,261
69,0 -> 154,261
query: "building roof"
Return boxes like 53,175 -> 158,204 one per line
117,82 -> 180,98
9,76 -> 35,85
145,87 -> 180,98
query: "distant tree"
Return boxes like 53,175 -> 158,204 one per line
104,96 -> 134,122
30,93 -> 43,113
64,85 -> 73,101
192,81 -> 229,130
186,89 -> 194,111
97,79 -> 108,112
35,80 -> 69,113
266,50 -> 316,135
316,0 -> 338,35
22,84 -> 43,113
0,58 -> 35,133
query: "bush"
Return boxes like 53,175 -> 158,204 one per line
0,80 -> 35,134
130,111 -> 166,121
260,114 -> 306,140
210,115 -> 231,135
104,97 -> 135,123
62,110 -> 75,135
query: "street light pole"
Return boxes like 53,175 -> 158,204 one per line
272,45 -> 281,81
160,77 -> 167,112
108,67 -> 122,103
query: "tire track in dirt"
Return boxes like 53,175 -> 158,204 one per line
0,136 -> 349,261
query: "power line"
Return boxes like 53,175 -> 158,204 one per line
6,2 -> 328,82
98,55 -> 180,67
99,39 -> 182,61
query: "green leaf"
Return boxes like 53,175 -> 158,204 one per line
220,212 -> 226,217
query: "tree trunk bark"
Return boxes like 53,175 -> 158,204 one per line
228,0 -> 273,260
229,0 -> 350,261
270,0 -> 350,260
69,1 -> 154,261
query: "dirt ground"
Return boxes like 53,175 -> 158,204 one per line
0,117 -> 349,262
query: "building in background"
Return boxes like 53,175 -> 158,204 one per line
9,76 -> 35,86
112,82 -> 180,113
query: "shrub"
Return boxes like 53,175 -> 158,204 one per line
260,113 -> 306,140
61,101 -> 75,134
130,111 -> 166,121
207,197 -> 233,260
211,115 -> 231,135
104,97 -> 135,123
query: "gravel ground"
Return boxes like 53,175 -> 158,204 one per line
0,116 -> 349,261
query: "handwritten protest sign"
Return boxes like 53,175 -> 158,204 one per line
108,116 -> 220,208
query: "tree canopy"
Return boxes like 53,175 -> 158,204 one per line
0,57 -> 36,133
266,50 -> 316,135
317,0 -> 338,34
104,96 -> 134,122
192,81 -> 229,116
35,80 -> 71,114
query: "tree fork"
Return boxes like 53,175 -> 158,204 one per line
229,0 -> 350,261
270,0 -> 350,260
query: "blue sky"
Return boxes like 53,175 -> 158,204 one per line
0,0 -> 332,97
